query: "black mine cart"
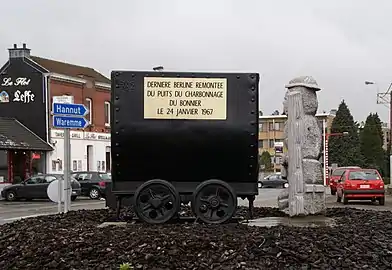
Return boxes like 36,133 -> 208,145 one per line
108,71 -> 260,224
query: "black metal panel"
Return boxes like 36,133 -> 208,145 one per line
111,71 -> 259,194
0,58 -> 47,143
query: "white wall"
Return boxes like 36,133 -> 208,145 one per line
46,129 -> 111,174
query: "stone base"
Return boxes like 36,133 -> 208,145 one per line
246,216 -> 336,228
97,222 -> 128,228
303,192 -> 326,215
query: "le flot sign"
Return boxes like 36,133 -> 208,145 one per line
0,77 -> 35,104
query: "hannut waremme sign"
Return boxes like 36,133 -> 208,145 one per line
0,77 -> 35,104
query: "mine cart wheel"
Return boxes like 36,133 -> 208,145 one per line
133,179 -> 180,224
192,179 -> 237,224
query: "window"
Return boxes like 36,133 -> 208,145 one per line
85,98 -> 93,124
26,176 -> 41,184
72,160 -> 78,171
45,176 -> 57,183
274,122 -> 280,131
104,101 -> 110,127
269,122 -> 274,131
77,160 -> 82,171
269,140 -> 275,148
258,123 -> 263,131
258,140 -> 263,148
51,160 -> 57,171
99,173 -> 111,180
77,173 -> 92,181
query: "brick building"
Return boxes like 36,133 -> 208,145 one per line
0,44 -> 111,184
258,111 -> 335,172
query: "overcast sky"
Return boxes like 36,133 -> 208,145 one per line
1,0 -> 391,123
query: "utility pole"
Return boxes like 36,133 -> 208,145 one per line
365,81 -> 392,182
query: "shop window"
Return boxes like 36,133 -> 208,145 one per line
85,98 -> 93,124
104,101 -> 110,127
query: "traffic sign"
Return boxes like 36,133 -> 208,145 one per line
53,95 -> 74,104
53,115 -> 89,129
53,103 -> 89,116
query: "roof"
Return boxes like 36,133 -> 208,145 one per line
0,117 -> 53,151
30,56 -> 111,84
259,113 -> 332,120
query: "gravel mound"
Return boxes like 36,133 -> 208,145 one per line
1,206 -> 392,270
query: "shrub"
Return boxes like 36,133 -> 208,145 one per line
119,263 -> 133,270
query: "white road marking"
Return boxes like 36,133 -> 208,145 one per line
0,201 -> 105,214
3,214 -> 46,221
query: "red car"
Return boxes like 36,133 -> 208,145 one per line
336,168 -> 385,205
329,166 -> 361,195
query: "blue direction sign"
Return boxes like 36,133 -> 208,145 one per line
53,116 -> 89,129
53,103 -> 89,116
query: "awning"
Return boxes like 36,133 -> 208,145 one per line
0,117 -> 53,151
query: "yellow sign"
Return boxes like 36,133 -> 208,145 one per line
143,77 -> 227,120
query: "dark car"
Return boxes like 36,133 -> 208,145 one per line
71,171 -> 111,199
258,173 -> 288,188
1,174 -> 81,201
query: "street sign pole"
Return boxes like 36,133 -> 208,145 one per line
64,128 -> 71,213
52,97 -> 89,214
58,173 -> 62,213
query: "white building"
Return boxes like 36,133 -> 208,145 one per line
47,129 -> 111,174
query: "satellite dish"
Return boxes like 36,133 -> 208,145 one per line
47,179 -> 65,203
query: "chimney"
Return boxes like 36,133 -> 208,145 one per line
8,43 -> 31,59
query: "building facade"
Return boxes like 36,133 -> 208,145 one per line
0,44 -> 111,184
258,111 -> 335,172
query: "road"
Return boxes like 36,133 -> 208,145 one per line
1,189 -> 391,225
0,198 -> 105,225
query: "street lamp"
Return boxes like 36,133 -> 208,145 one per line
365,80 -> 392,186
153,66 -> 164,72
323,130 -> 349,186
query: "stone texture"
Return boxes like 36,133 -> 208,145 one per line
302,159 -> 323,185
1,207 -> 392,269
302,115 -> 322,159
278,76 -> 326,216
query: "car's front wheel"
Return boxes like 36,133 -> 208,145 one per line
5,191 -> 16,201
258,182 -> 263,188
343,193 -> 348,205
379,197 -> 385,205
89,188 -> 100,200
71,196 -> 77,201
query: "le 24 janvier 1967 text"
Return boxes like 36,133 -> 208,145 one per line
145,80 -> 225,117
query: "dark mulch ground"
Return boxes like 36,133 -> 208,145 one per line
1,206 -> 392,270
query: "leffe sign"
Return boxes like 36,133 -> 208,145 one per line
0,77 -> 35,103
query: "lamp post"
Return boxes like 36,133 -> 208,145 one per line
153,66 -> 164,72
323,128 -> 348,186
365,80 -> 392,185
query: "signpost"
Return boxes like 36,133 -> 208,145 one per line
52,96 -> 89,213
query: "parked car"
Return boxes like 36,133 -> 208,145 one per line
329,166 -> 361,195
1,174 -> 81,201
258,173 -> 288,188
71,171 -> 111,199
336,168 -> 385,205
